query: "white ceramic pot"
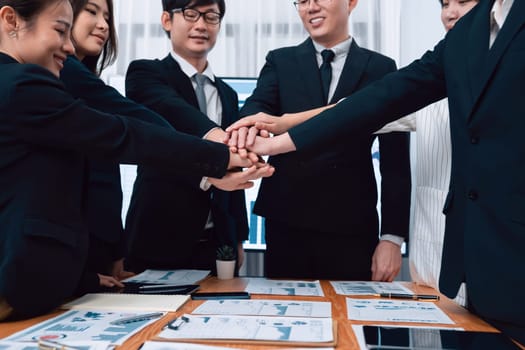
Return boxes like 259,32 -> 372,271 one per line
216,260 -> 236,280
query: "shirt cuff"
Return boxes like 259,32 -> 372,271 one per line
380,234 -> 404,247
200,176 -> 211,191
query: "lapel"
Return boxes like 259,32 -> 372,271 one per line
296,39 -> 326,107
162,54 -> 200,109
468,0 -> 525,119
466,0 -> 491,107
330,40 -> 369,104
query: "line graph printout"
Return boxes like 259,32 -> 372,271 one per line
244,278 -> 324,296
346,298 -> 454,324
330,281 -> 413,295
192,299 -> 331,318
157,314 -> 334,343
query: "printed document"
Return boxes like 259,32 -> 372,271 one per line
157,314 -> 334,344
124,269 -> 209,285
0,341 -> 110,350
330,281 -> 413,295
3,310 -> 162,345
192,299 -> 331,318
346,298 -> 454,324
244,278 -> 324,296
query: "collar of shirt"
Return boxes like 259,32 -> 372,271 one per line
491,0 -> 514,29
311,37 -> 353,104
312,36 -> 353,67
170,51 -> 216,83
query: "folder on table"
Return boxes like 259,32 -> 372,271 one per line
62,293 -> 189,312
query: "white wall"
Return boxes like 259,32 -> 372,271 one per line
400,0 -> 445,67
397,0 -> 446,281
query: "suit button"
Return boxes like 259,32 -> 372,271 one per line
468,190 -> 478,200
471,136 -> 479,144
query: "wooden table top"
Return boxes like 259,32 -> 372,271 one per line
1,278 -> 521,349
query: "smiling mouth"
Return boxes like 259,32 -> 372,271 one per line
54,55 -> 65,68
92,34 -> 106,42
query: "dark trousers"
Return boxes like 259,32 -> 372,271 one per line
264,219 -> 378,280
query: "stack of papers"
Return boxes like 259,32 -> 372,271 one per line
154,298 -> 335,346
123,269 -> 210,285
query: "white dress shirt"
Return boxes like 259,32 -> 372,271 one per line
490,0 -> 514,47
170,52 -> 222,228
312,38 -> 351,104
408,99 -> 466,306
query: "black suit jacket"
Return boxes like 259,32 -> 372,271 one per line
0,53 -> 229,318
288,0 -> 525,341
60,56 -> 172,279
124,55 -> 248,269
241,39 -> 411,239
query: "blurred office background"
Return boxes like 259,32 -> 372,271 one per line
106,0 -> 446,277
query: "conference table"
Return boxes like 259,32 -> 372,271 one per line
0,278 -> 521,349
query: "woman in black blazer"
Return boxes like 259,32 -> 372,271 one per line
62,0 -> 174,293
0,0 -> 248,320
61,0 -> 272,294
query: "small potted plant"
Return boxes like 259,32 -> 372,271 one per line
216,244 -> 236,280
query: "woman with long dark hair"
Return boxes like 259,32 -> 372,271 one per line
0,0 -> 253,320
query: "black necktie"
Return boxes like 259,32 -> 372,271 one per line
320,49 -> 335,104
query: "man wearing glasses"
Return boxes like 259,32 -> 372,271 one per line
123,0 -> 258,275
240,0 -> 411,280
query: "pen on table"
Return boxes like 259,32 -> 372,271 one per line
38,339 -> 82,350
110,312 -> 165,325
139,288 -> 188,295
376,293 -> 440,301
139,284 -> 193,290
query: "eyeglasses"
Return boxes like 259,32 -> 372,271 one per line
171,8 -> 222,25
293,0 -> 332,11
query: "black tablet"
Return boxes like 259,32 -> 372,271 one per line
122,283 -> 200,295
363,326 -> 521,350
190,291 -> 250,300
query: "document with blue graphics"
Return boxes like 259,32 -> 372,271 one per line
0,341 -> 110,350
155,314 -> 336,346
140,341 -> 241,350
244,278 -> 324,296
330,281 -> 413,295
123,269 -> 210,285
346,298 -> 454,324
4,310 -> 164,345
192,299 -> 331,318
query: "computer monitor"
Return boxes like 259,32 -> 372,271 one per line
221,77 -> 266,250
220,77 -> 258,109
